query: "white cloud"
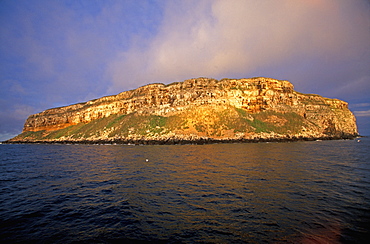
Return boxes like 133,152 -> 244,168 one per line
108,0 -> 370,92
351,103 -> 370,108
354,110 -> 370,117
1,80 -> 26,94
13,104 -> 35,120
0,132 -> 18,141
331,75 -> 370,99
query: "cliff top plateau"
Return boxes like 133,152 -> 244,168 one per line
6,77 -> 358,144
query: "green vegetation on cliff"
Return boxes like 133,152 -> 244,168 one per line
8,77 -> 358,143
12,106 -> 311,142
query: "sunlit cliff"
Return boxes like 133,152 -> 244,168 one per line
9,77 -> 358,143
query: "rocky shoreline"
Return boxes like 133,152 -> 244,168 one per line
3,134 -> 359,145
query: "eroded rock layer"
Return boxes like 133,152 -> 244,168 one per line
11,77 -> 358,142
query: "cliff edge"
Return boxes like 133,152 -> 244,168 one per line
8,77 -> 358,143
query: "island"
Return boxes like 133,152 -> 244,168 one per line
6,77 -> 358,144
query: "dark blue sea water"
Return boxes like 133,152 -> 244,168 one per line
1,138 -> 369,243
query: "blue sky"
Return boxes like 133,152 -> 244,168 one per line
1,0 -> 369,140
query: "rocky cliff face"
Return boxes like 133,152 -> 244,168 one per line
10,77 -> 358,142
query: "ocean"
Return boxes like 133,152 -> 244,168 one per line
0,138 -> 369,243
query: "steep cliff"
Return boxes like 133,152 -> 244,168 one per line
9,77 -> 358,143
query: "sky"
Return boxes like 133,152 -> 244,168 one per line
0,0 -> 369,140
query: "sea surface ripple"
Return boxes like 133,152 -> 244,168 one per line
1,138 -> 369,243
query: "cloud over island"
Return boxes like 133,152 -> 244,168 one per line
109,0 -> 370,93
